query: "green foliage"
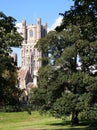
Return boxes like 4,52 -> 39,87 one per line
56,0 -> 97,42
29,0 -> 97,126
36,31 -> 66,66
0,12 -> 23,106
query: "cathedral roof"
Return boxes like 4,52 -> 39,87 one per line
18,67 -> 29,81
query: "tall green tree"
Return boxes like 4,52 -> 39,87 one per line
30,0 -> 97,126
30,26 -> 97,125
0,12 -> 23,106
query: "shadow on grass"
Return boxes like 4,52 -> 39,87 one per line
80,120 -> 97,130
48,121 -> 85,130
48,120 -> 97,130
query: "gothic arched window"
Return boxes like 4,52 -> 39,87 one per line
33,60 -> 35,67
29,29 -> 33,37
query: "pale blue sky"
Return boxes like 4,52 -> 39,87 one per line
0,0 -> 74,66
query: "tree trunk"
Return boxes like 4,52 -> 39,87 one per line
71,111 -> 79,126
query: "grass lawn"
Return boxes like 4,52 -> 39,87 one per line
0,111 -> 89,130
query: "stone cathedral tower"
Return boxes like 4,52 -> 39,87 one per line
20,18 -> 47,87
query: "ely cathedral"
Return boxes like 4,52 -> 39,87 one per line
18,18 -> 47,96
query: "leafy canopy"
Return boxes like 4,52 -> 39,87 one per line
0,12 -> 23,106
29,0 -> 97,126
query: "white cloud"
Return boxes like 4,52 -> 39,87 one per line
16,23 -> 22,33
47,17 -> 63,32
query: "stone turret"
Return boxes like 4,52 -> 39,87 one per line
42,23 -> 47,37
37,18 -> 41,40
22,20 -> 26,43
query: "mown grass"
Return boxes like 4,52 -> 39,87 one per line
0,111 -> 91,130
